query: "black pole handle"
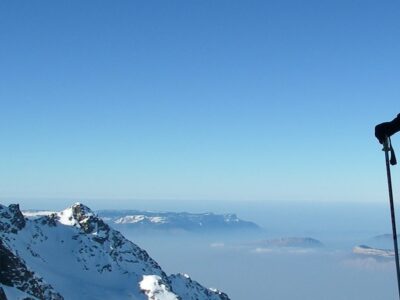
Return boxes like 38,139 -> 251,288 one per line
375,113 -> 400,144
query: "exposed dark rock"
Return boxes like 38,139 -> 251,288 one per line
0,204 -> 26,234
0,287 -> 7,300
8,205 -> 26,231
40,214 -> 58,227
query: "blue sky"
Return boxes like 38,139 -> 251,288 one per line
1,0 -> 400,205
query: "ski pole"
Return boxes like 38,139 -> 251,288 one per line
383,136 -> 400,299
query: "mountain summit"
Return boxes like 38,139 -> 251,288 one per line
0,203 -> 230,300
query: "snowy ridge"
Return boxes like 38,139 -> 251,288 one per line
1,203 -> 230,300
115,215 -> 167,225
97,209 -> 260,233
22,210 -> 56,219
169,274 -> 230,300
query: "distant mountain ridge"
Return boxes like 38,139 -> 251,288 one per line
250,237 -> 324,248
1,203 -> 230,300
96,209 -> 261,233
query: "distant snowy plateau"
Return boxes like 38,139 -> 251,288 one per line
96,210 -> 260,233
0,203 -> 230,300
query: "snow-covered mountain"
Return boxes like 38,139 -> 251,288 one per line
95,210 -> 260,233
0,203 -> 230,300
23,209 -> 261,234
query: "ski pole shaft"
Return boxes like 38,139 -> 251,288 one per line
384,137 -> 400,299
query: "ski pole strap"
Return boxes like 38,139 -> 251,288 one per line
389,137 -> 398,166
383,137 -> 397,166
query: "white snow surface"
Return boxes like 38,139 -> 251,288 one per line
139,275 -> 179,300
115,215 -> 167,224
56,207 -> 80,227
22,210 -> 56,218
0,203 -> 230,300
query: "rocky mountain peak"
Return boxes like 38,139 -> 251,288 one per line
71,202 -> 93,221
49,205 -> 111,248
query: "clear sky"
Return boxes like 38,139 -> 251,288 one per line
1,0 -> 400,205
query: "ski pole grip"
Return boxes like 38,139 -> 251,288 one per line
375,113 -> 400,144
